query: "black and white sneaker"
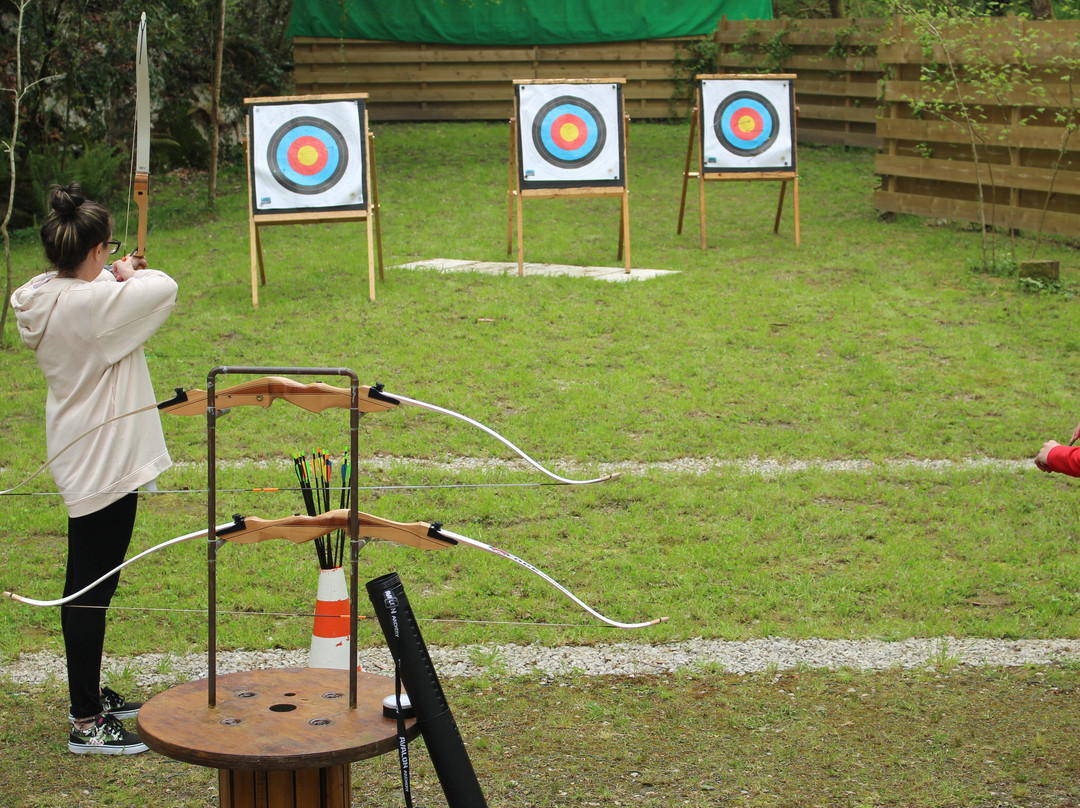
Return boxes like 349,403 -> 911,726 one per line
68,713 -> 148,755
100,686 -> 142,720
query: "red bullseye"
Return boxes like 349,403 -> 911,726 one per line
286,135 -> 328,176
729,107 -> 764,140
550,114 -> 588,150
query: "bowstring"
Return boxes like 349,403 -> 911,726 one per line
48,603 -> 608,628
0,480 -> 569,498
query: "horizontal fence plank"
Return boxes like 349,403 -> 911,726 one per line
874,189 -> 1080,237
884,80 -> 1078,108
877,116 -> 1072,152
875,154 -> 1080,196
798,102 -> 879,124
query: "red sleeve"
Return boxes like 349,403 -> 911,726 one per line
1046,444 -> 1080,477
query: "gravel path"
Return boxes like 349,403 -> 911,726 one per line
187,454 -> 1036,478
3,637 -> 1078,688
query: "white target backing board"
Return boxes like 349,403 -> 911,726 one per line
699,78 -> 795,173
249,98 -> 367,215
515,82 -> 625,190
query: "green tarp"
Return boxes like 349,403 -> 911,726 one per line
287,0 -> 772,45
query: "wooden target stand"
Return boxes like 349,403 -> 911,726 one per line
137,366 -> 414,808
244,94 -> 384,307
507,79 -> 631,276
677,74 -> 800,248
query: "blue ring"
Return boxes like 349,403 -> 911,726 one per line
266,116 -> 350,195
714,92 -> 780,157
539,104 -> 600,162
530,95 -> 607,169
274,125 -> 341,186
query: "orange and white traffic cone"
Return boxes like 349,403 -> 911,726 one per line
309,567 -> 358,670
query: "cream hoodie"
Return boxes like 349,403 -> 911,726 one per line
11,267 -> 177,517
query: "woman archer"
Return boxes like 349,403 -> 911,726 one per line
10,181 -> 177,754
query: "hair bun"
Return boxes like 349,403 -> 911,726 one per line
49,181 -> 86,216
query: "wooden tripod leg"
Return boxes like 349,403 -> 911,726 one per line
249,219 -> 259,308
677,108 -> 697,235
507,117 -> 517,256
774,180 -> 787,234
793,176 -> 801,247
621,190 -> 631,273
250,221 -> 265,308
698,168 -> 707,249
516,189 -> 525,276
368,130 -> 385,281
366,213 -> 376,302
618,113 -> 630,270
618,202 -> 624,263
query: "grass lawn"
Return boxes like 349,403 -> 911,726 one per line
0,122 -> 1078,805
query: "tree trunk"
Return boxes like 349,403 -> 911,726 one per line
1031,0 -> 1054,19
208,0 -> 226,211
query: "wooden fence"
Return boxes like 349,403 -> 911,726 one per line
875,16 -> 1080,239
292,37 -> 699,121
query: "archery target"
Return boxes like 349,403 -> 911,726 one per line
250,100 -> 366,213
532,96 -> 607,168
700,79 -> 794,172
517,83 -> 624,187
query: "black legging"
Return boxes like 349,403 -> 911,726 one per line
61,493 -> 138,719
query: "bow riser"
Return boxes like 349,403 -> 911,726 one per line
133,173 -> 149,259
222,509 -> 454,552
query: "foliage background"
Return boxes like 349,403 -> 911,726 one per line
0,0 -> 292,226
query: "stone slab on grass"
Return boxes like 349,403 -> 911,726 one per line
396,258 -> 678,282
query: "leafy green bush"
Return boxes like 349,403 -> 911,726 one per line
27,143 -> 127,219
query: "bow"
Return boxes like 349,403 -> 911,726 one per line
162,377 -> 619,486
0,378 -> 617,496
132,12 -> 150,258
3,509 -> 667,629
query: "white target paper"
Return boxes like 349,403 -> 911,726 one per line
700,79 -> 794,173
250,100 -> 367,213
517,83 -> 624,187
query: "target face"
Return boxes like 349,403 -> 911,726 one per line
517,82 -> 624,188
267,116 -> 348,194
532,97 -> 607,168
715,93 -> 778,156
249,100 -> 367,214
700,79 -> 795,173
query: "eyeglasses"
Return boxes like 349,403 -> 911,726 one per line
104,240 -> 122,255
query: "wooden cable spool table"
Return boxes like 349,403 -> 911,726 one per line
137,667 -> 416,808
